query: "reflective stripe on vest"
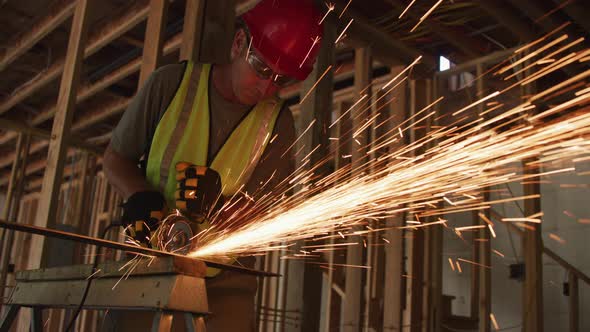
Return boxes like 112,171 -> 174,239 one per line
146,61 -> 283,211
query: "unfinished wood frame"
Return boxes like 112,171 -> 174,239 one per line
32,0 -> 92,270
138,0 -> 169,87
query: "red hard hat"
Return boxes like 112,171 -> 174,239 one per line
242,0 -> 324,81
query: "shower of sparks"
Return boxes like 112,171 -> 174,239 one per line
448,258 -> 455,271
398,0 -> 418,19
549,233 -> 565,244
338,0 -> 352,18
319,3 -> 335,25
245,37 -> 252,61
173,32 -> 590,264
410,0 -> 444,33
300,36 -> 322,68
490,313 -> 500,330
335,18 -> 354,44
492,250 -> 504,258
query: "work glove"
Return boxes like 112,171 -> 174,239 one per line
121,190 -> 168,247
175,162 -> 224,223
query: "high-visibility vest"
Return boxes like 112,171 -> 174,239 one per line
145,62 -> 282,272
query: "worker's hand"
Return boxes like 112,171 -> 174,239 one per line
175,162 -> 224,222
121,190 -> 168,246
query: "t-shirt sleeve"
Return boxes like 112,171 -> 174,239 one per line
110,63 -> 186,161
244,104 -> 296,198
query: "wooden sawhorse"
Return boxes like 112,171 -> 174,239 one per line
0,256 -> 209,332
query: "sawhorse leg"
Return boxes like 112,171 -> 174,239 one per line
0,305 -> 20,332
151,311 -> 173,332
184,313 -> 206,332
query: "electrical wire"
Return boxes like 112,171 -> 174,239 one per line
64,222 -> 120,332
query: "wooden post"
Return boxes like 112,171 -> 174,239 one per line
568,273 -> 578,332
382,66 -> 407,332
476,64 -> 491,332
138,0 -> 169,87
196,0 -> 236,64
32,0 -> 92,269
298,18 -> 336,332
427,78 -> 443,332
285,20 -> 336,331
522,53 -> 543,332
405,78 -> 428,332
342,46 -> 372,332
0,133 -> 31,313
180,0 -> 206,62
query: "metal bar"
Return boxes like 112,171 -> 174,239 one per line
0,305 -> 20,330
0,219 -> 278,277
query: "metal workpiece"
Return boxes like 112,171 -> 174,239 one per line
0,218 -> 279,277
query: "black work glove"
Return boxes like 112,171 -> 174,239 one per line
121,190 -> 168,246
175,162 -> 224,222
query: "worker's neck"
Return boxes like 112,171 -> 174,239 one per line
211,64 -> 248,106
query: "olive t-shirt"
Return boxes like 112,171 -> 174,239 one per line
110,63 -> 295,197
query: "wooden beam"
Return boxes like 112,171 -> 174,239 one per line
522,163 -> 543,332
138,0 -> 169,87
333,0 -> 436,72
299,18 -> 337,332
478,1 -> 536,41
342,46 -> 372,332
32,0 -> 92,269
0,133 -> 30,313
0,0 -> 76,72
382,65 -> 407,332
0,33 -> 181,148
476,64 -> 491,332
180,0 -> 206,62
0,118 -> 102,155
198,0 -> 236,64
0,0 -> 150,116
388,0 -> 485,60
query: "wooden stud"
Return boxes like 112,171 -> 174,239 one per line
0,133 -> 31,315
298,18 -> 336,332
342,46 -> 372,332
382,66 -> 407,332
476,64 -> 491,332
32,0 -> 92,269
196,0 -> 236,64
138,0 -> 169,87
180,0 -> 206,62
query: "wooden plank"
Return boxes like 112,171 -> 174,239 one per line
478,2 -> 536,41
569,274 -> 578,332
0,1 -> 150,116
477,64 -> 491,332
32,0 -> 92,270
0,0 -> 76,72
197,0 -> 236,64
382,65 -> 407,332
138,0 -> 169,87
180,0 -> 206,62
333,0 -> 436,71
299,18 -> 337,332
0,134 -> 26,306
522,164 -> 543,332
342,46 -> 372,332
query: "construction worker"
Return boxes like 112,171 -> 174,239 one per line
102,0 -> 323,330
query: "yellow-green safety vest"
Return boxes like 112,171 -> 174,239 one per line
146,62 -> 283,274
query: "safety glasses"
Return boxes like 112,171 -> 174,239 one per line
246,48 -> 298,88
